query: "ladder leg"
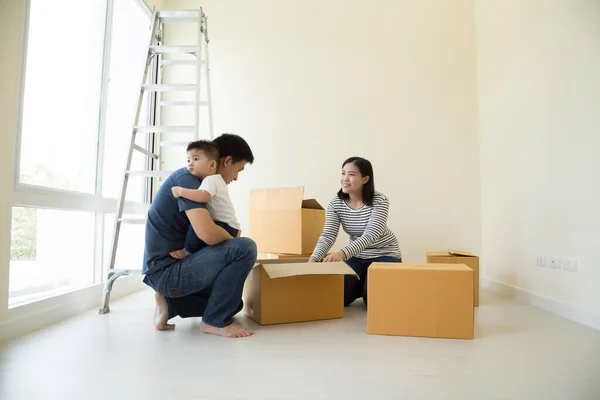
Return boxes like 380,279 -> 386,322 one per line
98,270 -> 132,314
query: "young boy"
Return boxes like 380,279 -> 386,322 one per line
169,140 -> 241,259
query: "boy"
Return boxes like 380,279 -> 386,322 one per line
169,140 -> 241,259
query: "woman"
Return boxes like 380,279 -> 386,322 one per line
309,157 -> 402,306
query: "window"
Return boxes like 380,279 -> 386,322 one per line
10,0 -> 154,307
18,0 -> 107,193
102,0 -> 155,202
9,207 -> 95,306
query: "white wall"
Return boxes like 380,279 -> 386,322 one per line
161,0 -> 482,261
475,0 -> 600,317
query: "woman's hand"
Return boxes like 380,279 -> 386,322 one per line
308,257 -> 318,263
323,250 -> 345,263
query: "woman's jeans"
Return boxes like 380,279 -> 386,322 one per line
344,256 -> 402,306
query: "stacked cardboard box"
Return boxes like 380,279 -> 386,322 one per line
245,187 -> 356,326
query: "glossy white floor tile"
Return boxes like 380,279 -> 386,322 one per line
1,289 -> 599,400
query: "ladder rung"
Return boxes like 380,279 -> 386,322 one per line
159,100 -> 209,107
150,45 -> 197,55
160,100 -> 195,107
133,144 -> 158,159
157,10 -> 201,22
160,59 -> 202,67
118,217 -> 146,225
127,170 -> 174,178
160,141 -> 190,147
134,126 -> 196,133
142,84 -> 196,92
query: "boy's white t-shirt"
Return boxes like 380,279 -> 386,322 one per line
198,174 -> 240,229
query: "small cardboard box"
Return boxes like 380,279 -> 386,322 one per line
243,259 -> 356,325
367,263 -> 474,339
426,250 -> 480,306
249,187 -> 325,255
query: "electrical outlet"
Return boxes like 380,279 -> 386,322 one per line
563,257 -> 578,272
547,255 -> 561,269
535,254 -> 546,267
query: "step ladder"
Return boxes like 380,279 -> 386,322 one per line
99,9 -> 214,314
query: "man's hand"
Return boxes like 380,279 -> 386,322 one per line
323,250 -> 345,263
171,186 -> 183,198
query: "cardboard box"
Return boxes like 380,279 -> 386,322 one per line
426,250 -> 480,306
367,263 -> 474,339
243,259 -> 356,325
258,252 -> 314,260
249,187 -> 325,255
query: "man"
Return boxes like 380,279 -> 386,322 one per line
142,134 -> 257,338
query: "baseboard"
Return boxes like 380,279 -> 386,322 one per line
0,275 -> 145,344
481,278 -> 600,331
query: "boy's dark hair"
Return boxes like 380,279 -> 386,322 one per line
337,157 -> 376,206
187,140 -> 220,162
212,133 -> 254,164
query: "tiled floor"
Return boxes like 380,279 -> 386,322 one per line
1,289 -> 599,400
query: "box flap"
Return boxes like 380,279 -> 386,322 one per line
257,261 -> 357,279
448,249 -> 476,257
427,250 -> 477,258
301,199 -> 324,210
426,251 -> 451,257
250,187 -> 304,210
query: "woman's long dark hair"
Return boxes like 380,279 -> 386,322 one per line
337,157 -> 375,206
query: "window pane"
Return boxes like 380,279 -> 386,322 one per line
19,0 -> 107,193
9,207 -> 95,306
103,214 -> 145,273
102,0 -> 152,202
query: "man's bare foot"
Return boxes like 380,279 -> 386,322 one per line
153,292 -> 175,331
200,320 -> 253,338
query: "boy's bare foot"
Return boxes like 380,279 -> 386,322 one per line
200,320 -> 253,338
170,249 -> 186,260
153,292 -> 175,331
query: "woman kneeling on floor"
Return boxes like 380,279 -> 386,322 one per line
309,157 -> 402,306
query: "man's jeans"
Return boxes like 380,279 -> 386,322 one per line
143,237 -> 257,328
344,256 -> 402,306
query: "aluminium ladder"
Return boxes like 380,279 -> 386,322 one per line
99,9 -> 214,314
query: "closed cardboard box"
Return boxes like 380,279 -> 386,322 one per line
367,263 -> 474,339
249,187 -> 325,255
426,250 -> 479,306
243,259 -> 356,325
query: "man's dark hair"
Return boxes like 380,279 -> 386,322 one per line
212,133 -> 254,164
186,140 -> 220,162
337,157 -> 375,206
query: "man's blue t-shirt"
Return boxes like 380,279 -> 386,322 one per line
142,168 -> 207,274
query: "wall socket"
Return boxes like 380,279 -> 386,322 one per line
547,255 -> 561,269
562,257 -> 578,272
535,254 -> 546,267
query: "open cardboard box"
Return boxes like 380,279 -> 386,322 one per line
249,187 -> 325,255
243,258 -> 357,325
